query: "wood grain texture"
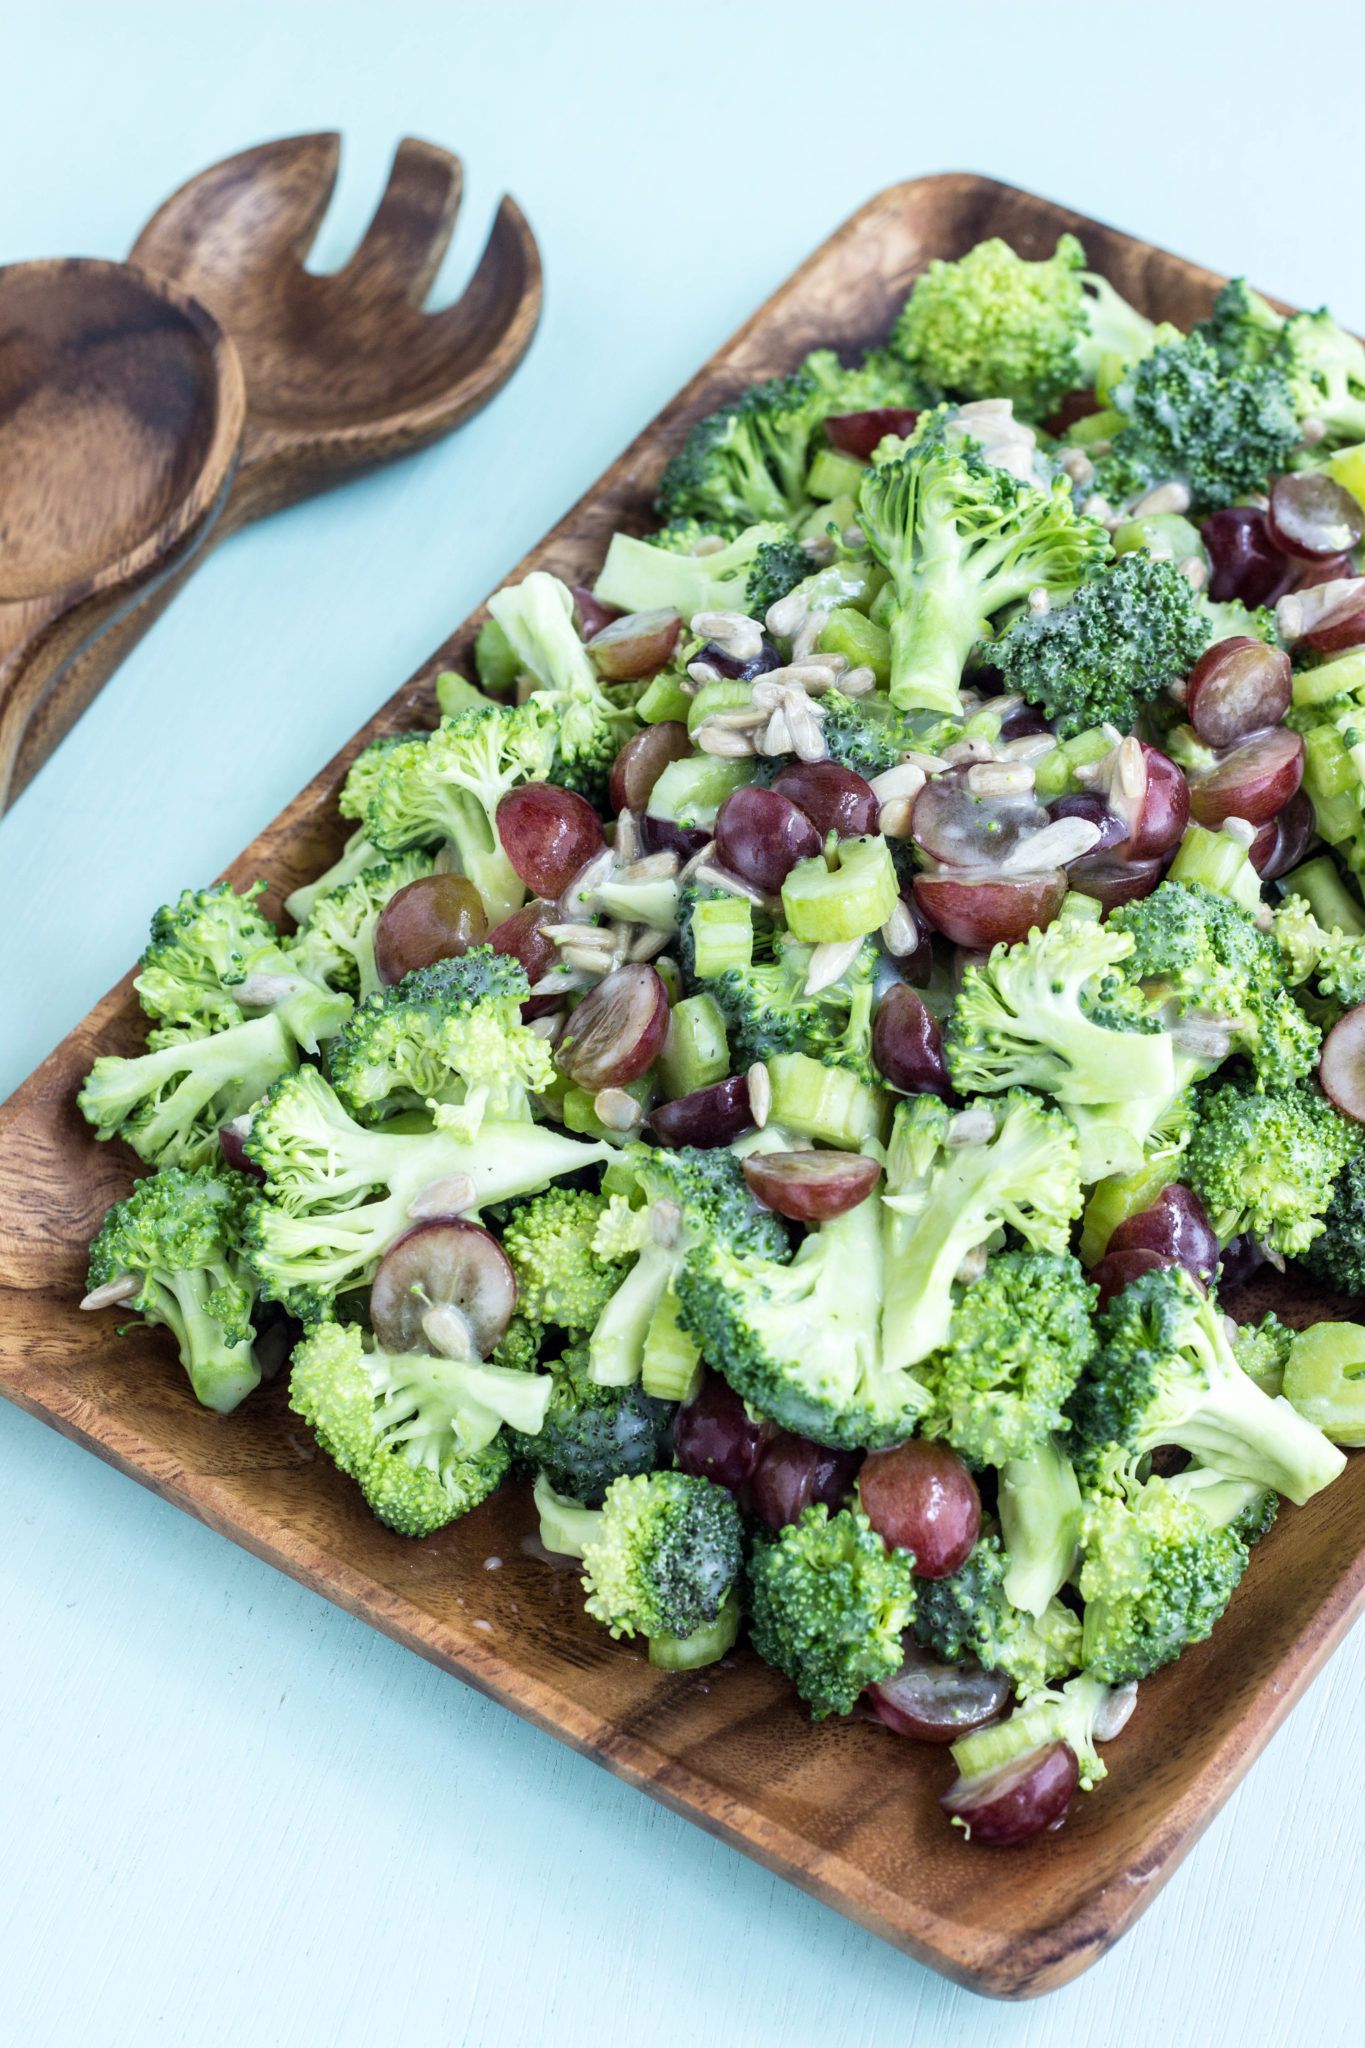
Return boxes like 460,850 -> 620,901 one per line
1,173 -> 1361,2001
3,132 -> 541,806
0,257 -> 245,810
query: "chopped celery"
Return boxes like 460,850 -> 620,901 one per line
1168,824 -> 1263,913
647,755 -> 753,829
641,1284 -> 703,1403
474,616 -> 520,698
1290,650 -> 1365,707
818,606 -> 891,686
765,1053 -> 889,1147
687,678 -> 754,735
636,670 -> 693,723
1033,726 -> 1112,800
648,1590 -> 742,1670
690,895 -> 754,977
1065,405 -> 1126,446
657,993 -> 729,1099
782,834 -> 898,942
654,955 -> 683,1006
1060,891 -> 1104,924
1325,442 -> 1365,512
806,447 -> 868,501
797,493 -> 855,540
435,670 -> 492,718
1284,1323 -> 1365,1445
1109,512 -> 1203,563
1281,856 -> 1365,935
564,1072 -> 654,1143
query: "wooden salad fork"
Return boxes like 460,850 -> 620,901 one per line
1,132 -> 541,810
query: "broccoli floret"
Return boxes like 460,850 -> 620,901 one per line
485,571 -> 637,808
288,1320 -> 549,1536
881,1090 -> 1084,1373
1076,1447 -> 1254,1683
818,691 -> 919,776
285,849 -> 436,1001
595,521 -> 796,622
913,1533 -> 1082,1694
508,1345 -> 674,1505
1200,280 -> 1365,445
1067,1263 -> 1345,1504
1110,880 -> 1320,1090
1185,1076 -> 1359,1259
705,932 -> 879,1081
748,1504 -> 916,1718
1096,329 -> 1299,512
656,372 -> 825,531
1229,1310 -> 1295,1396
1301,1149 -> 1365,1297
1269,897 -> 1365,1030
889,234 -> 1155,420
801,344 -> 927,417
946,917 -> 1181,1181
745,533 -> 811,616
579,1469 -> 744,1642
993,550 -> 1210,738
363,701 -> 558,925
500,1189 -> 625,1334
134,880 -> 353,1056
84,1165 -> 262,1412
324,947 -> 551,1134
1193,278 -> 1287,377
648,517 -> 742,554
79,1012 -> 298,1171
243,1063 -> 609,1320
857,412 -> 1111,714
921,1250 -> 1097,1468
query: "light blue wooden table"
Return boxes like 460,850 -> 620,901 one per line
3,6 -> 1362,2042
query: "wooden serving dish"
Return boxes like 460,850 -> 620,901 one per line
1,174 -> 1361,2000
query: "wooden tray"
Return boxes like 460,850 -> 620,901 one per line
2,174 -> 1361,2001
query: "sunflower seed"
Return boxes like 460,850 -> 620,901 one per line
746,1063 -> 771,1128
594,1087 -> 644,1132
80,1272 -> 142,1311
407,1173 -> 477,1220
1000,815 -> 1101,870
1133,480 -> 1192,516
804,936 -> 865,995
690,611 -> 764,661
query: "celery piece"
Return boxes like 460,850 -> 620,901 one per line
641,1284 -> 703,1403
636,670 -> 693,724
1284,1322 -> 1365,1445
1298,722 -> 1365,848
1168,824 -> 1263,913
782,834 -> 898,942
1065,405 -> 1126,446
1033,726 -> 1112,800
806,447 -> 868,501
1109,512 -> 1203,563
435,671 -> 492,718
1281,856 -> 1365,936
797,493 -> 855,541
1326,442 -> 1365,513
765,1054 -> 889,1147
1292,649 -> 1365,708
818,606 -> 891,686
657,993 -> 729,1099
687,678 -> 754,736
647,755 -> 753,829
654,955 -> 683,1007
474,616 -> 520,699
563,1072 -> 653,1144
648,1590 -> 742,1670
1060,891 -> 1104,924
690,895 -> 753,977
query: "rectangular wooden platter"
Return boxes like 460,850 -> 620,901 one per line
2,174 -> 1363,2000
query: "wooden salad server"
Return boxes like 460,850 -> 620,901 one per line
0,257 -> 247,811
2,132 -> 541,810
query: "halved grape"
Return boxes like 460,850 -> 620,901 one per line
571,585 -> 623,641
1201,505 -> 1293,608
1106,1184 -> 1219,1283
487,897 -> 559,1018
772,759 -> 880,838
1305,596 -> 1365,655
609,722 -> 693,813
1064,850 -> 1165,912
824,407 -> 920,459
997,701 -> 1051,742
1295,552 -> 1356,591
1319,1006 -> 1365,1123
1249,787 -> 1315,880
871,984 -> 951,1095
913,870 -> 1068,947
750,1431 -> 864,1532
1187,727 -> 1304,829
497,784 -> 606,899
715,785 -> 822,893
742,1150 -> 882,1221
1124,745 -> 1190,860
674,1372 -> 772,1493
911,775 -> 1048,867
940,1740 -> 1079,1845
1088,1245 -> 1175,1308
1218,1235 -> 1265,1290
1267,472 -> 1364,563
556,964 -> 670,1089
1048,793 -> 1128,853
639,812 -> 711,862
587,607 -> 683,681
867,1639 -> 1012,1743
374,874 -> 489,986
1187,638 -> 1292,749
858,1441 -> 981,1578
370,1219 -> 515,1358
697,636 -> 782,682
651,1074 -> 754,1149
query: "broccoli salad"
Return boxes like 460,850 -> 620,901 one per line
78,231 -> 1365,1848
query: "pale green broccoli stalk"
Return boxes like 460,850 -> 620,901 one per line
889,234 -> 1155,419
880,1091 -> 1084,1374
485,571 -> 637,807
1076,1446 -> 1255,1683
243,1063 -> 610,1320
1096,329 -> 1300,511
289,1320 -> 549,1536
998,1434 -> 1084,1618
1067,1264 -> 1346,1505
594,521 -> 796,621
508,1345 -> 675,1505
84,1165 -> 261,1412
363,701 -> 559,925
79,1012 -> 298,1171
856,414 -> 1111,714
993,551 -> 1211,738
748,1504 -> 917,1718
920,1250 -> 1097,1468
1110,880 -> 1320,1091
1185,1076 -> 1359,1258
325,947 -> 552,1135
500,1190 -> 627,1336
134,880 -> 352,1055
913,1533 -> 1082,1695
285,849 -> 436,1002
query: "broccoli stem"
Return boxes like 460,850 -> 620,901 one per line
534,1472 -> 601,1557
647,1590 -> 742,1669
1281,856 -> 1365,936
161,1270 -> 262,1414
999,1436 -> 1083,1617
588,1237 -> 679,1386
283,827 -> 379,927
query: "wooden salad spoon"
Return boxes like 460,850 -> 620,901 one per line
0,257 -> 246,810
3,131 -> 541,809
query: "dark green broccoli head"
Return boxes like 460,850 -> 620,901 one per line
1192,279 -> 1287,377
921,1249 -> 1097,1468
500,1188 -> 628,1334
745,533 -> 811,617
580,1469 -> 744,1640
1096,329 -> 1299,512
656,372 -> 822,531
818,692 -> 909,776
1301,1148 -> 1365,1297
629,1141 -> 791,1263
748,1504 -> 917,1718
508,1346 -> 674,1505
706,933 -> 878,1083
912,1532 -> 1082,1693
994,551 -> 1210,738
1186,1077 -> 1358,1258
